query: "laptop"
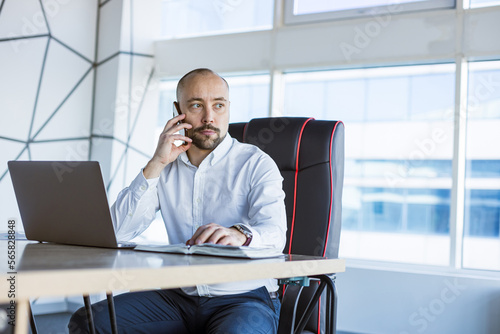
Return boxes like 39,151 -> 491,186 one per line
8,160 -> 136,249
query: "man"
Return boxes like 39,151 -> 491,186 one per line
69,68 -> 287,333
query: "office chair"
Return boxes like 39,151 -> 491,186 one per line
229,117 -> 345,334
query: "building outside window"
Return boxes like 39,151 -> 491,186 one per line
283,64 -> 456,265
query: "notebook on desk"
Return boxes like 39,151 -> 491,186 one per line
135,243 -> 284,259
8,160 -> 135,249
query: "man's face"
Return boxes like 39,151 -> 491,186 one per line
177,73 -> 230,151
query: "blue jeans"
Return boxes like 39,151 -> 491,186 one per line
68,286 -> 281,334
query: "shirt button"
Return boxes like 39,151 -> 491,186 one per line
196,198 -> 201,203
140,185 -> 146,191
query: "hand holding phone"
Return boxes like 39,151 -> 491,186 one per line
143,105 -> 192,179
173,102 -> 186,145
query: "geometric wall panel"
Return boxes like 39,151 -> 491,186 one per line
0,0 -> 161,236
118,0 -> 161,55
0,0 -> 49,38
32,38 -> 92,138
129,0 -> 161,55
97,0 -> 123,62
107,157 -> 126,202
129,73 -> 158,158
93,54 -> 120,137
108,143 -> 150,203
43,0 -> 98,61
106,139 -> 127,200
36,70 -> 94,140
109,138 -> 127,180
0,140 -> 26,180
29,140 -> 90,161
119,0 -> 131,53
128,55 -> 155,133
0,37 -> 48,141
89,137 -> 114,185
112,54 -> 131,142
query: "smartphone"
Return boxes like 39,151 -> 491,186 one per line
172,102 -> 185,146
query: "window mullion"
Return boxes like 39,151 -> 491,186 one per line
449,58 -> 468,269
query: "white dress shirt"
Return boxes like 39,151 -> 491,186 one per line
110,134 -> 287,297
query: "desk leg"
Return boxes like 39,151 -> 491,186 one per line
106,293 -> 118,334
14,299 -> 29,334
83,295 -> 96,334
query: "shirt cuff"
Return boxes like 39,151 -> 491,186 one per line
128,169 -> 158,197
244,224 -> 262,247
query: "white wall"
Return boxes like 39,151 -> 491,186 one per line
337,265 -> 500,334
0,0 -> 161,232
0,0 -> 97,232
0,0 -> 162,316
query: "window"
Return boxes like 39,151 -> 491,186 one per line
284,64 -> 456,265
468,0 -> 500,8
284,0 -> 455,24
463,61 -> 500,271
224,74 -> 271,122
161,0 -> 274,39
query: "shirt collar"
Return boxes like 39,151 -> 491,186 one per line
179,133 -> 233,167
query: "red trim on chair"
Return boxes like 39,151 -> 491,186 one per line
288,117 -> 314,254
322,121 -> 341,257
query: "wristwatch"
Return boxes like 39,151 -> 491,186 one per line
231,224 -> 253,246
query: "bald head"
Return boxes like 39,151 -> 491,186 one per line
176,68 -> 228,102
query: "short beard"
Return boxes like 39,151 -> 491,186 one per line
189,124 -> 224,150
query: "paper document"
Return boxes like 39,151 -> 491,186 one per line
135,243 -> 284,259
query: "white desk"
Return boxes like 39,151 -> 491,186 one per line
0,240 -> 345,334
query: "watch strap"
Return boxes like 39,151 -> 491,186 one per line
232,224 -> 253,246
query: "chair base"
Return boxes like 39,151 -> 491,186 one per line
278,274 -> 337,334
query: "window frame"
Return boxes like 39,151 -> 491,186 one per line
283,0 -> 456,25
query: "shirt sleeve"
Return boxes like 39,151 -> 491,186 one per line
244,154 -> 287,250
110,170 -> 160,241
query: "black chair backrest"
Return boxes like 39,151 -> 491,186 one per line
230,117 -> 344,334
229,117 -> 344,259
